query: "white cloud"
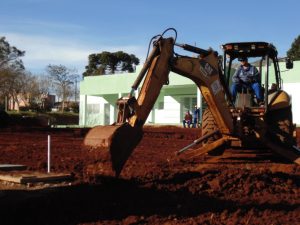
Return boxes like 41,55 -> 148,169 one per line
4,32 -> 146,74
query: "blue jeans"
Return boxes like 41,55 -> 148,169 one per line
231,82 -> 262,102
192,118 -> 198,128
183,120 -> 192,128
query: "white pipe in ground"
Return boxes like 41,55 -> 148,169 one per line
47,135 -> 51,173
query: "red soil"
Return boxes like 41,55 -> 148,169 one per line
0,126 -> 299,225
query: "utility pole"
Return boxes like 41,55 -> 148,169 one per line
74,79 -> 77,103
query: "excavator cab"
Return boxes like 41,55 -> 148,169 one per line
220,42 -> 297,148
222,42 -> 278,108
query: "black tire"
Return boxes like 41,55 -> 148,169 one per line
266,106 -> 296,147
202,109 -> 218,143
201,108 -> 224,155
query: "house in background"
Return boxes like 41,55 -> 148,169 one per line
41,93 -> 55,110
8,93 -> 55,111
79,61 -> 300,127
8,93 -> 30,111
52,101 -> 79,112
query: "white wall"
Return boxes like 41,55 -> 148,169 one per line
81,94 -> 196,126
154,96 -> 181,124
282,83 -> 300,125
79,95 -> 111,127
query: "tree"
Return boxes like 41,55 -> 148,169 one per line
12,72 -> 40,111
0,69 -> 40,111
0,68 -> 18,108
0,37 -> 26,110
83,51 -> 139,76
0,37 -> 25,71
23,74 -> 48,111
36,75 -> 52,96
287,35 -> 300,60
46,64 -> 79,112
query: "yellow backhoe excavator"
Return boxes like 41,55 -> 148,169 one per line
84,28 -> 300,177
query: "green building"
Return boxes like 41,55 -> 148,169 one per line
80,61 -> 300,127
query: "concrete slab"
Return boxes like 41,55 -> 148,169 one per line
0,164 -> 27,171
0,172 -> 73,184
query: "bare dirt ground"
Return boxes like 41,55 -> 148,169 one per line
0,125 -> 299,225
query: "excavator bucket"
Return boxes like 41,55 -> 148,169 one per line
84,123 -> 143,177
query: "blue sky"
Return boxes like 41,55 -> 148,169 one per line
1,0 -> 299,75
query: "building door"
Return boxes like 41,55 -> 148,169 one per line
181,96 -> 197,121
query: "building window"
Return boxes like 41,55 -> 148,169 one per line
182,97 -> 197,112
87,104 -> 100,114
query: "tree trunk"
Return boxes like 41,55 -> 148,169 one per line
62,87 -> 66,112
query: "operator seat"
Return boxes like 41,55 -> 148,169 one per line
235,85 -> 264,108
236,87 -> 254,108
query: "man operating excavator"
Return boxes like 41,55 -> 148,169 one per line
231,57 -> 263,105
